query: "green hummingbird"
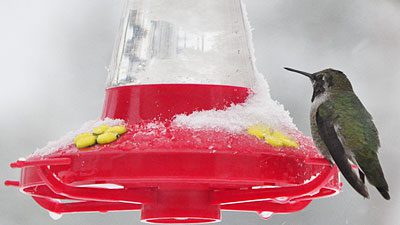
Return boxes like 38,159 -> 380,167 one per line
284,67 -> 390,200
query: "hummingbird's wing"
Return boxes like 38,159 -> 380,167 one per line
329,94 -> 390,200
316,100 -> 370,198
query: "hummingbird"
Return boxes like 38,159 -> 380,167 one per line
284,67 -> 390,200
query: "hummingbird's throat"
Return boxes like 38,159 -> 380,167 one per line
312,79 -> 326,102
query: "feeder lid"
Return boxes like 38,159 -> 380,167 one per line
107,0 -> 256,88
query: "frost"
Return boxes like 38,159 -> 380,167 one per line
32,118 -> 124,156
172,2 -> 297,134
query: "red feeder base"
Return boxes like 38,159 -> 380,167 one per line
6,84 -> 341,223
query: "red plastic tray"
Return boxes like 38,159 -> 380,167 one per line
6,84 -> 340,223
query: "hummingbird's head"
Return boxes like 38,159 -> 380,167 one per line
284,67 -> 353,102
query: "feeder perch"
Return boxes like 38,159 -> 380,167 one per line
6,0 -> 340,223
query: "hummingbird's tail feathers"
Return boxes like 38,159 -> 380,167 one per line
357,155 -> 390,200
370,169 -> 390,200
376,186 -> 390,200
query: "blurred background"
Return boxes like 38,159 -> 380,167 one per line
0,0 -> 399,224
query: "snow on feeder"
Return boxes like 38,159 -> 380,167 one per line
6,0 -> 340,223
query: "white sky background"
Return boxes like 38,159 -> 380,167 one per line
0,0 -> 399,225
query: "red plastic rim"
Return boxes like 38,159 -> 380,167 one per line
102,84 -> 250,123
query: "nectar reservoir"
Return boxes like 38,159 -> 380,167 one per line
108,0 -> 255,87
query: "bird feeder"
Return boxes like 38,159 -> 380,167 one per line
6,0 -> 340,223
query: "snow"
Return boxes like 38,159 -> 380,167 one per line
172,2 -> 297,134
304,173 -> 321,184
172,77 -> 296,133
32,118 -> 124,156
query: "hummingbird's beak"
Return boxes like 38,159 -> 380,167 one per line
284,67 -> 315,80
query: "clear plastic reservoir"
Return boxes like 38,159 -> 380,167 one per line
107,0 -> 256,88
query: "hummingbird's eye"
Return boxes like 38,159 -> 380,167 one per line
325,75 -> 334,87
